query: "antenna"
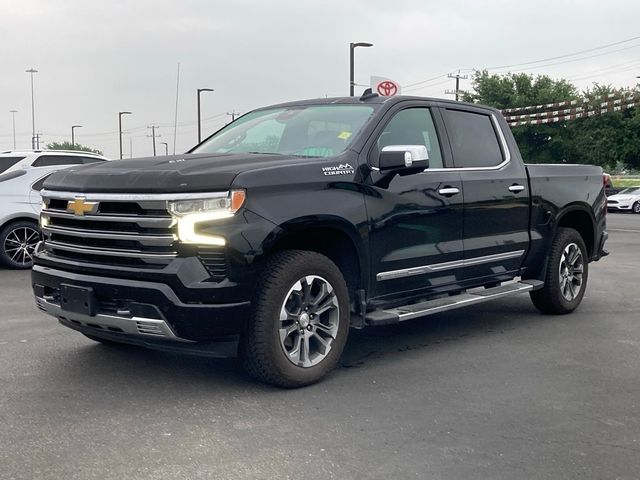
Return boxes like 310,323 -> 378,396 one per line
360,88 -> 378,101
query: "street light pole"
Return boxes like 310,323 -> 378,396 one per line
9,110 -> 17,150
71,125 -> 82,149
25,68 -> 38,149
118,111 -> 132,160
349,42 -> 373,96
160,142 -> 168,155
197,88 -> 214,143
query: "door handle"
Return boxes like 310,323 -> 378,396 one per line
438,187 -> 460,196
509,184 -> 525,193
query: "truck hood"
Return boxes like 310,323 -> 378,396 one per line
42,153 -> 308,193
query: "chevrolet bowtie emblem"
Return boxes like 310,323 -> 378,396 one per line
67,198 -> 98,216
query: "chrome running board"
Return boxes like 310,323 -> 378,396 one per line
365,280 -> 543,326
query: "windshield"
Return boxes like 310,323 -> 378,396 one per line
191,104 -> 376,158
618,187 -> 640,194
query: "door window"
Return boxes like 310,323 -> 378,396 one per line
444,110 -> 504,168
375,108 -> 443,168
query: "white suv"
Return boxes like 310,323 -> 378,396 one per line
0,150 -> 109,269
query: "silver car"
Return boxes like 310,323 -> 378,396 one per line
0,150 -> 109,269
607,186 -> 640,214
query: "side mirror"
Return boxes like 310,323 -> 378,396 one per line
379,145 -> 429,171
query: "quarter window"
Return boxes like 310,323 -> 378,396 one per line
444,110 -> 504,168
0,156 -> 26,173
32,173 -> 54,191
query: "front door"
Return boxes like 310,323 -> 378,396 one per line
363,106 -> 465,300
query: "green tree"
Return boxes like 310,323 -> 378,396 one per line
462,71 -> 579,165
569,84 -> 640,171
46,141 -> 103,156
462,71 -> 640,170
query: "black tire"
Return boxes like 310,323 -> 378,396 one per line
633,201 -> 640,214
530,227 -> 589,314
0,220 -> 40,269
240,250 -> 350,388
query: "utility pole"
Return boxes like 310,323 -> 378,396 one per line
9,110 -> 17,150
160,141 -> 168,155
226,111 -> 239,123
71,125 -> 82,149
147,125 -> 159,156
445,71 -> 468,101
34,132 -> 42,149
118,111 -> 132,159
25,68 -> 38,149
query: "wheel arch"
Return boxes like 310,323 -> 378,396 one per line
555,205 -> 596,258
259,215 -> 368,303
0,213 -> 39,231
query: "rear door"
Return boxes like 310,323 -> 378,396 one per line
440,107 -> 529,282
363,103 -> 464,300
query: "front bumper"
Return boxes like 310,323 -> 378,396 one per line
32,265 -> 251,345
607,204 -> 632,211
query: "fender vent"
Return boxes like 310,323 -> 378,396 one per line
197,247 -> 227,282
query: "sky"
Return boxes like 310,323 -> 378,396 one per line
1,0 -> 639,159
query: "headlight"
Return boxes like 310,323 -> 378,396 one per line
168,190 -> 246,246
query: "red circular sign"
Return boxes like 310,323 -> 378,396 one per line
377,81 -> 398,96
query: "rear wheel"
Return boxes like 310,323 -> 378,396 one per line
530,227 -> 588,314
0,221 -> 40,269
240,250 -> 350,388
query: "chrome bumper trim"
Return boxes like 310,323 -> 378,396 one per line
35,296 -> 192,343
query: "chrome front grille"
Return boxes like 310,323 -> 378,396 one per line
40,192 -> 178,268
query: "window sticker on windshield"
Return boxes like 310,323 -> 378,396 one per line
337,131 -> 352,140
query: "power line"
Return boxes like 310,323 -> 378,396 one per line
490,43 -> 640,74
482,34 -> 640,71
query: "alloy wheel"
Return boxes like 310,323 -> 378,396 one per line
558,242 -> 584,301
278,275 -> 340,368
4,225 -> 39,267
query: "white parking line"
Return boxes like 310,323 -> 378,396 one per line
609,228 -> 640,233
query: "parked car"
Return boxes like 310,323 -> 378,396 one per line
33,95 -> 607,387
0,150 -> 109,269
606,186 -> 640,213
0,149 -> 107,174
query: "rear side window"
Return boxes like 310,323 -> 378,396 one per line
32,155 -> 83,167
444,110 -> 503,168
0,156 -> 26,173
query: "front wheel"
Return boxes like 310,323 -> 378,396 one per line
530,227 -> 589,314
633,201 -> 640,214
240,250 -> 350,388
0,221 -> 40,269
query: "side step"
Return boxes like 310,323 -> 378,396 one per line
365,280 -> 543,326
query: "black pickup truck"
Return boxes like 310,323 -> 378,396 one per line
32,94 -> 608,387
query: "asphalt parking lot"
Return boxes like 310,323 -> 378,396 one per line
1,213 -> 639,480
